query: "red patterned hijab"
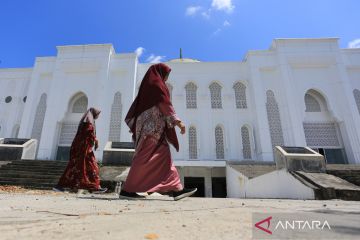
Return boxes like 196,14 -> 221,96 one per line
125,63 -> 179,151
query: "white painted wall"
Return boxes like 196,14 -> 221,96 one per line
245,169 -> 315,199
226,165 -> 315,200
226,165 -> 249,198
0,69 -> 31,138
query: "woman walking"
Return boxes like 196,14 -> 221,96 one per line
54,107 -> 107,193
119,63 -> 197,200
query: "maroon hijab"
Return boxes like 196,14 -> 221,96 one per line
79,108 -> 101,133
125,63 -> 179,151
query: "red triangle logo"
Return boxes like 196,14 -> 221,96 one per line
255,216 -> 272,235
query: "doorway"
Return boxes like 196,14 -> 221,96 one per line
313,148 -> 348,164
184,177 -> 205,197
212,177 -> 227,198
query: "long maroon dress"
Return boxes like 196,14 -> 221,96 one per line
122,63 -> 183,193
56,122 -> 100,190
122,102 -> 183,193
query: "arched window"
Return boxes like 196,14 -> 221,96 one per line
185,82 -> 197,109
354,89 -> 360,114
166,83 -> 173,101
189,126 -> 198,159
31,93 -> 47,142
72,95 -> 88,113
303,89 -> 341,149
209,82 -> 222,109
59,93 -> 88,146
215,125 -> 225,159
266,90 -> 284,149
241,126 -> 252,159
305,94 -> 321,112
233,82 -> 247,109
109,92 -> 122,142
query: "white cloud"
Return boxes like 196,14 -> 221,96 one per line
211,21 -> 230,37
135,47 -> 145,57
348,39 -> 360,48
146,54 -> 165,63
185,0 -> 234,21
212,28 -> 222,36
186,6 -> 202,16
201,9 -> 211,19
211,0 -> 235,13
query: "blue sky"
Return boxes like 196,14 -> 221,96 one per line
0,0 -> 359,68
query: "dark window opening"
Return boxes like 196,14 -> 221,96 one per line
5,96 -> 12,103
312,148 -> 348,164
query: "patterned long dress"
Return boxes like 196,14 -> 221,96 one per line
56,122 -> 100,190
122,102 -> 183,193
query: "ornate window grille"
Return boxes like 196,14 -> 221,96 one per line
185,83 -> 197,109
189,126 -> 198,159
241,126 -> 252,159
109,92 -> 122,141
210,82 -> 222,109
72,95 -> 88,113
233,82 -> 247,109
215,125 -> 225,159
266,90 -> 284,149
353,89 -> 360,114
31,93 -> 47,142
305,94 -> 321,112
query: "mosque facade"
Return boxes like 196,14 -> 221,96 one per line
1,38 -> 360,196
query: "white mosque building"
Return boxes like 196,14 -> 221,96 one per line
1,38 -> 360,197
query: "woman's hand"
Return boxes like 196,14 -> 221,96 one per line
94,139 -> 99,151
176,121 -> 186,135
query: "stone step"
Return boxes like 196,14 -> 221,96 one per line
327,169 -> 360,173
5,161 -> 68,166
326,164 -> 360,171
326,170 -> 360,187
0,177 -> 58,184
0,169 -> 63,175
0,180 -> 56,189
4,164 -> 67,169
0,167 -> 65,174
0,160 -> 105,190
293,171 -> 360,201
0,173 -> 61,179
0,165 -> 66,171
11,159 -> 68,163
10,159 -> 68,163
5,162 -> 68,167
0,180 -> 57,188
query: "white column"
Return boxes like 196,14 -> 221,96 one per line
120,57 -> 138,142
333,53 -> 360,163
19,69 -> 41,138
37,68 -> 67,160
277,55 -> 307,146
248,61 -> 273,161
91,53 -> 114,161
204,168 -> 212,197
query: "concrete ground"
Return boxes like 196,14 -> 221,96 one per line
0,190 -> 360,240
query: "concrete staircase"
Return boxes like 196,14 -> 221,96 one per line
326,164 -> 360,187
291,171 -> 360,201
0,160 -> 67,189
